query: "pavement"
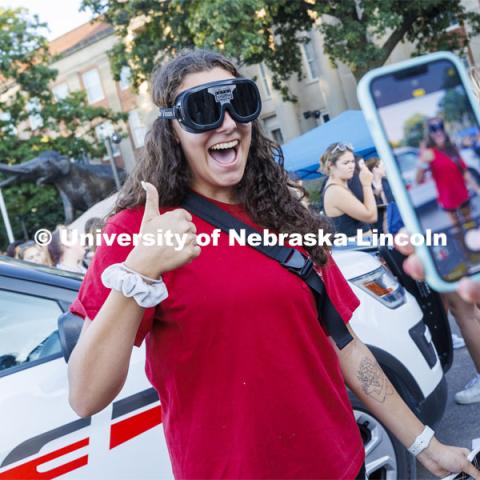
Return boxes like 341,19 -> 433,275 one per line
416,316 -> 480,479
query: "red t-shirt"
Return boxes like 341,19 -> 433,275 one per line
430,149 -> 469,210
70,197 -> 364,479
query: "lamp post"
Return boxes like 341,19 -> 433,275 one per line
99,124 -> 122,191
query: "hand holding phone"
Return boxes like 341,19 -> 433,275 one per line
401,247 -> 480,306
441,446 -> 480,480
358,160 -> 373,186
358,52 -> 480,291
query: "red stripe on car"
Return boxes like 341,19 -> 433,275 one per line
0,438 -> 88,479
110,405 -> 162,449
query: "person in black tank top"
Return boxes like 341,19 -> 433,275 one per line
319,143 -> 377,238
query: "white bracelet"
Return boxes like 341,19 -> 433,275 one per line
408,426 -> 435,457
101,262 -> 168,308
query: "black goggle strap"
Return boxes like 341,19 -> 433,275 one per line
158,108 -> 177,119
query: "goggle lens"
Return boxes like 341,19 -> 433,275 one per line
428,122 -> 444,133
231,82 -> 259,118
186,89 -> 222,126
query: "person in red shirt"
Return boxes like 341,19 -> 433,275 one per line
419,117 -> 479,229
68,50 -> 477,479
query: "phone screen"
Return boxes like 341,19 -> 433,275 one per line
371,59 -> 480,282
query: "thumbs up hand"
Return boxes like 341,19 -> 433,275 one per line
124,181 -> 200,279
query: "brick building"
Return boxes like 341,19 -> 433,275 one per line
48,5 -> 480,172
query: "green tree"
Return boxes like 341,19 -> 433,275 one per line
81,0 -> 480,99
1,183 -> 64,248
438,86 -> 476,127
403,113 -> 427,148
0,7 -> 126,248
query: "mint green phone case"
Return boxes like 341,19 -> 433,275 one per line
357,51 -> 480,292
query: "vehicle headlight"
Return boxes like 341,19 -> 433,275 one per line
350,266 -> 405,309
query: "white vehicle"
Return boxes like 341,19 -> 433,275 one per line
0,249 -> 451,479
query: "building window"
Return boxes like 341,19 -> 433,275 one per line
322,113 -> 330,123
27,98 -> 43,130
119,66 -> 132,90
128,110 -> 147,148
271,128 -> 284,145
258,63 -> 271,97
302,39 -> 319,80
95,122 -> 120,157
52,83 -> 69,101
82,69 -> 104,103
263,115 -> 284,145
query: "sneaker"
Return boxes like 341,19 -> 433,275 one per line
452,333 -> 466,349
455,374 -> 480,404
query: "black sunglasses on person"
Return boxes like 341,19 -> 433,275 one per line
158,78 -> 262,133
428,120 -> 445,133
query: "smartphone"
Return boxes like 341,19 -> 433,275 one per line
358,51 -> 480,292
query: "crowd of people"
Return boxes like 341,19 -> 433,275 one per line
315,132 -> 480,406
1,217 -> 102,273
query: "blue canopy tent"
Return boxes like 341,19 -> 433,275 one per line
456,126 -> 479,138
281,110 -> 377,180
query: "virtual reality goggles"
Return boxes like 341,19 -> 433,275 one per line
158,78 -> 262,133
428,119 -> 445,133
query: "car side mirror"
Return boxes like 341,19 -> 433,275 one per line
57,311 -> 84,363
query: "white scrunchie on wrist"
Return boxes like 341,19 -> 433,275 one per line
101,262 -> 168,308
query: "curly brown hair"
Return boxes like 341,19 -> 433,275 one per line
112,49 -> 332,265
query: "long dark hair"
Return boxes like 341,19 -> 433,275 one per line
113,49 -> 331,265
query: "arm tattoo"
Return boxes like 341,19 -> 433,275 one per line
356,356 -> 394,403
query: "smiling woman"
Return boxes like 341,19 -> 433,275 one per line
168,70 -> 254,202
112,50 -> 330,264
67,49 -> 478,480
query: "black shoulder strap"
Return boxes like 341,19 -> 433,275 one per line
182,192 -> 353,350
322,182 -> 336,195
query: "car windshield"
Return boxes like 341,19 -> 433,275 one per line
0,290 -> 63,372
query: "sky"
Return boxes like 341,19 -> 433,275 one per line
1,0 -> 93,39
